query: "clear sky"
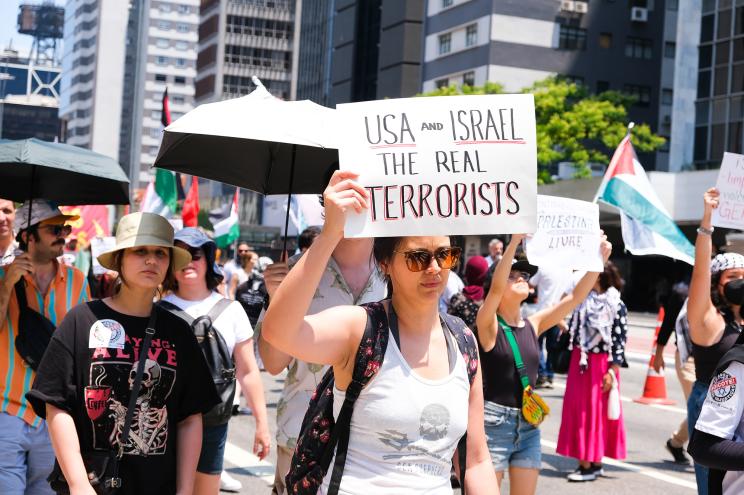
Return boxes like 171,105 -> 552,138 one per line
0,1 -> 65,59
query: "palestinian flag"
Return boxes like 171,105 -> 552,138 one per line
595,134 -> 694,265
141,168 -> 178,217
211,189 -> 240,248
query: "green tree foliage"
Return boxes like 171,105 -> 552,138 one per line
419,77 -> 666,183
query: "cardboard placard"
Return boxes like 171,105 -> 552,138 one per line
525,195 -> 603,272
337,94 -> 537,237
712,152 -> 744,229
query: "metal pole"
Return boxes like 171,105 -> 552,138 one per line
282,144 -> 297,256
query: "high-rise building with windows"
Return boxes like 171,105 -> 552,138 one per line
422,0 -> 699,171
195,0 -> 297,103
693,0 -> 744,169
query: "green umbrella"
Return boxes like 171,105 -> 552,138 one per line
0,138 -> 130,205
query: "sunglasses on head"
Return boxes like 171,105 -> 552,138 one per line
41,224 -> 72,237
185,247 -> 204,261
394,247 -> 462,272
508,270 -> 532,282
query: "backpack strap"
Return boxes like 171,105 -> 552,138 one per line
440,312 -> 479,495
325,302 -> 390,495
206,298 -> 232,322
157,300 -> 194,325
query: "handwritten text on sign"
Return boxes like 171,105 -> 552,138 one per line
525,195 -> 603,272
712,152 -> 744,229
337,94 -> 537,237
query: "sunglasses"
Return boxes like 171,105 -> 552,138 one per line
394,247 -> 462,272
508,270 -> 532,282
185,247 -> 204,261
41,224 -> 72,237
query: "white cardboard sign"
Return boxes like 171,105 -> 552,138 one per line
336,94 -> 537,237
525,195 -> 603,272
712,152 -> 744,229
90,236 -> 116,276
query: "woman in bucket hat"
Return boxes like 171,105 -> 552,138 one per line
26,212 -> 220,495
162,227 -> 270,495
686,187 -> 744,495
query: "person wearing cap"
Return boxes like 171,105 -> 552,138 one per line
161,227 -> 270,495
685,187 -> 744,495
25,212 -> 220,495
447,256 -> 489,329
556,260 -> 628,482
0,200 -> 89,495
0,198 -> 16,266
475,233 -> 612,494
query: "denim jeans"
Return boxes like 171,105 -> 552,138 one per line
0,412 -> 55,495
688,380 -> 710,495
538,326 -> 559,379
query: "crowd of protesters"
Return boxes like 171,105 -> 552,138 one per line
2,181 -> 744,495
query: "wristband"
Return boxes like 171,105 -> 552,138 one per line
697,226 -> 714,236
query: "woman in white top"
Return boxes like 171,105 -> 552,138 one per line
262,171 -> 497,493
229,249 -> 258,299
163,227 -> 270,495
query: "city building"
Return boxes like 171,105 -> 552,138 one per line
422,0 -> 698,172
59,0 -> 129,159
693,0 -> 744,169
295,0 -> 425,105
195,0 -> 297,103
120,0 -> 200,186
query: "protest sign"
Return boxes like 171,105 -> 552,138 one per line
712,152 -> 744,229
525,195 -> 603,272
90,236 -> 116,276
336,94 -> 537,237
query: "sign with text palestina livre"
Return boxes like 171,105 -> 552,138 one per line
525,195 -> 603,272
337,94 -> 538,237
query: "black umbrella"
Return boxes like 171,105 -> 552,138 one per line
0,138 -> 130,205
154,80 -> 338,252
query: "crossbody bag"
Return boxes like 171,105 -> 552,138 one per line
499,316 -> 550,426
48,307 -> 158,495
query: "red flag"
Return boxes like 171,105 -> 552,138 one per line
182,176 -> 200,227
161,87 -> 171,126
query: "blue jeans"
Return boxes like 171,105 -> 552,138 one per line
484,401 -> 542,471
538,326 -> 559,379
0,413 -> 55,495
688,380 -> 709,495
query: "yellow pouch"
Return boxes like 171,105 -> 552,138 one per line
522,385 -> 550,426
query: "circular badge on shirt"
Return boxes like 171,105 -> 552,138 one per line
88,319 -> 126,349
710,371 -> 737,403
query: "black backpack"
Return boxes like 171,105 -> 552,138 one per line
286,301 -> 480,495
159,298 -> 236,426
235,274 -> 267,327
14,280 -> 55,371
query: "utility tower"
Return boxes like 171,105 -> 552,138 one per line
17,2 -> 64,66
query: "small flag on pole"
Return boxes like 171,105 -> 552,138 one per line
212,189 -> 240,248
182,176 -> 200,227
595,127 -> 694,265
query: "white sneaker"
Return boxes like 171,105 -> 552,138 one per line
220,471 -> 242,492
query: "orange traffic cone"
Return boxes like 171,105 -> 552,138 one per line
634,307 -> 676,405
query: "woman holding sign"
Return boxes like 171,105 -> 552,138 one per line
685,187 -> 744,495
475,234 -> 611,494
262,171 -> 497,494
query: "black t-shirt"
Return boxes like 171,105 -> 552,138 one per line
26,300 -> 220,495
477,318 -> 539,408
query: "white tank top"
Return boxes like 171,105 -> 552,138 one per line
319,329 -> 470,494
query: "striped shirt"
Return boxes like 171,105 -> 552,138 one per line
0,262 -> 90,425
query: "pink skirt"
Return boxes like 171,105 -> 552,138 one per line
556,348 -> 627,462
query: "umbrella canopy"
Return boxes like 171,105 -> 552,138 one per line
0,138 -> 130,205
154,81 -> 339,195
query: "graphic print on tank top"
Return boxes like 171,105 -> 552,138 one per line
377,403 -> 454,474
85,319 -> 177,456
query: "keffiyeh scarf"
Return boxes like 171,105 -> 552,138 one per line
569,286 -> 621,371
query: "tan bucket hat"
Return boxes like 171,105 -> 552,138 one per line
97,212 -> 191,271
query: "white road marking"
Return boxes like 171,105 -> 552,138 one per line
540,439 -> 697,490
550,378 -> 688,415
223,441 -> 275,485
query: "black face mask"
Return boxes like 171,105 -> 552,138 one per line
723,279 -> 744,306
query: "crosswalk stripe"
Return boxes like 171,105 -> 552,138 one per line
223,441 -> 275,485
540,439 -> 697,490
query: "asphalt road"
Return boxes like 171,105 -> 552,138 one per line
223,314 -> 699,494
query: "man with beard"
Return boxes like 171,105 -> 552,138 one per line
0,200 -> 90,494
0,199 -> 16,266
